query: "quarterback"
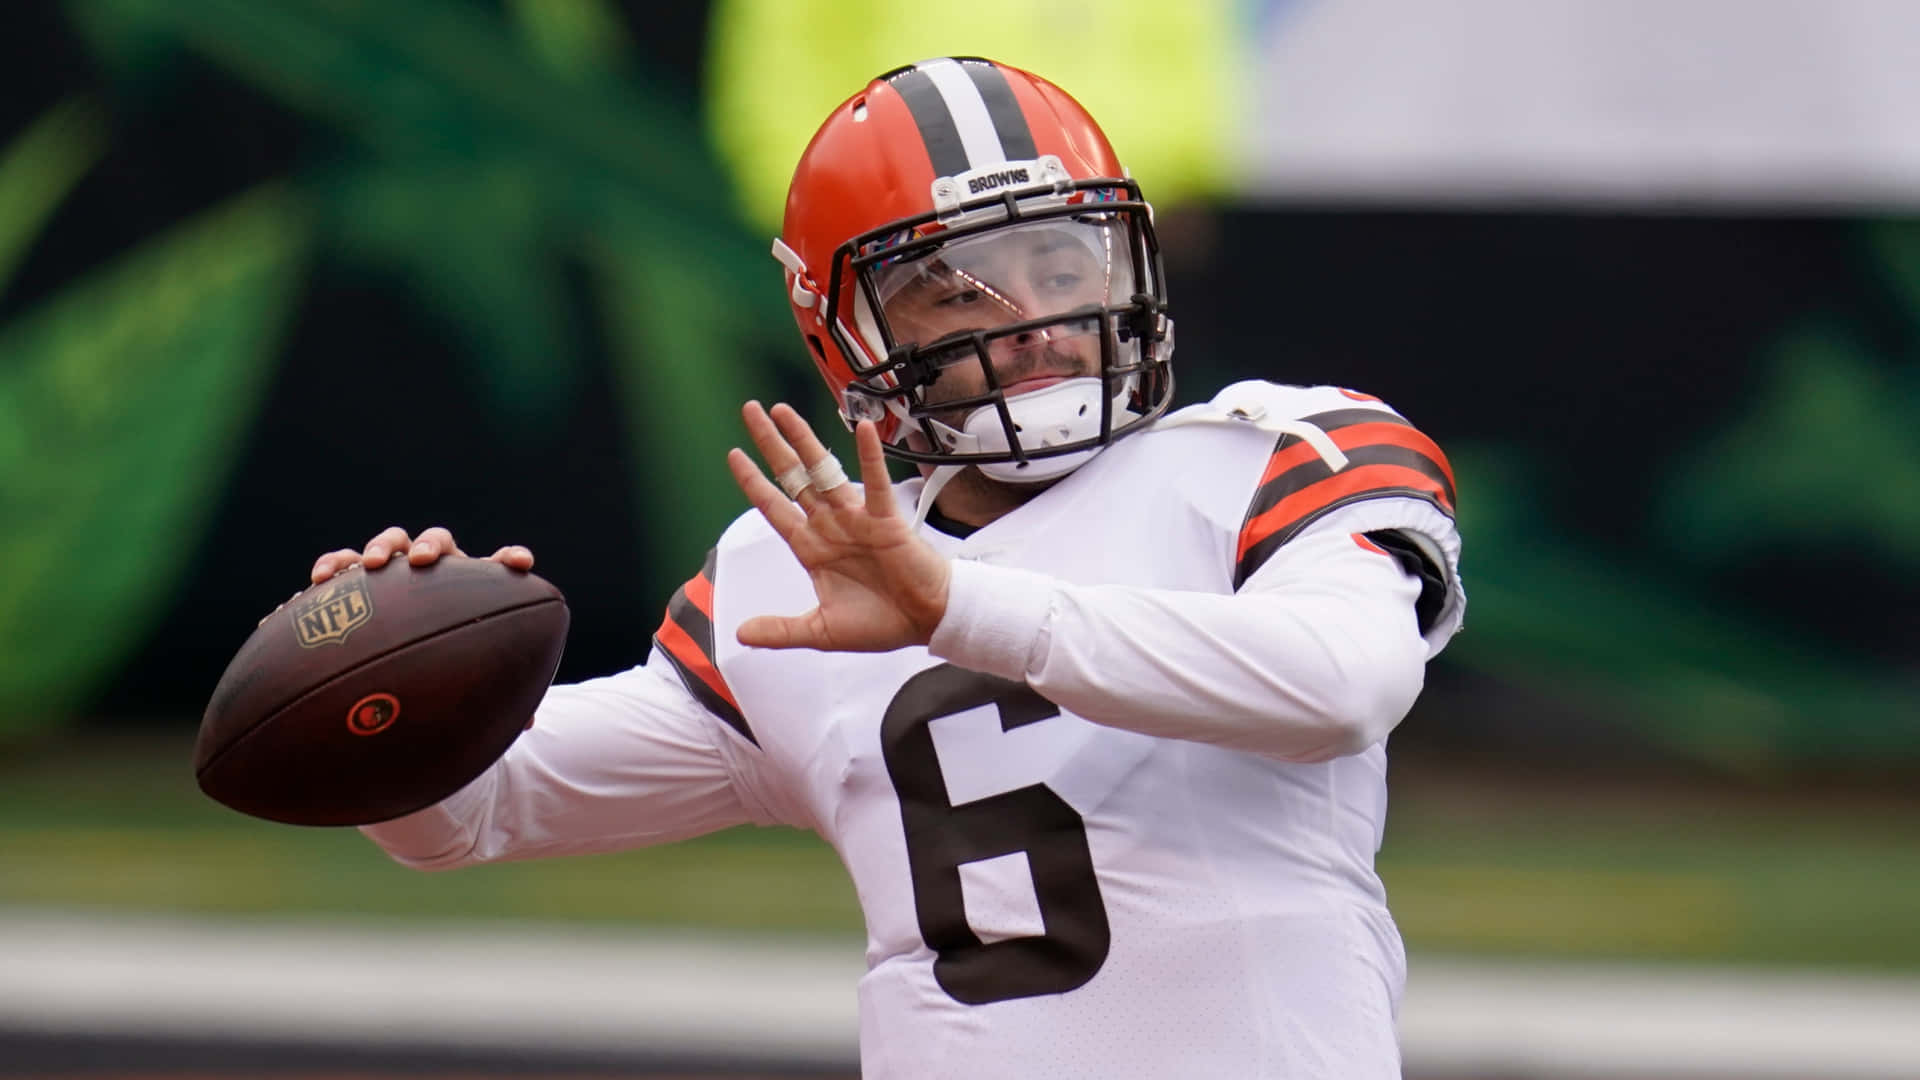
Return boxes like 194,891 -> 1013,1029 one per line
318,58 -> 1464,1078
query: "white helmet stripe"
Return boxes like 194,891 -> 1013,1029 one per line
916,58 -> 1007,172
961,60 -> 1038,160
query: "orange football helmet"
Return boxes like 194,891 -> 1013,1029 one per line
773,57 -> 1174,482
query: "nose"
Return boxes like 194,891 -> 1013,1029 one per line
990,322 -> 1055,359
981,283 -> 1053,358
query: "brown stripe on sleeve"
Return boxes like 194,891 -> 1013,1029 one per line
654,549 -> 754,745
1234,411 -> 1456,589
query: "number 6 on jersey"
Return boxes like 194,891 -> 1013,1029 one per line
880,664 -> 1112,1005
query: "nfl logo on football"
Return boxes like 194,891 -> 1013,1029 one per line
292,571 -> 373,648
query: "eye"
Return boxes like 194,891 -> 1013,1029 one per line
936,289 -> 983,308
1042,272 -> 1083,291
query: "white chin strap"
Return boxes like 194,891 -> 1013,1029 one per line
913,465 -> 966,529
939,376 -> 1138,483
908,377 -> 1140,529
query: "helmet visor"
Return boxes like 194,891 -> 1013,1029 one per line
870,216 -> 1138,368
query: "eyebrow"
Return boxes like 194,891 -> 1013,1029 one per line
894,267 -> 952,302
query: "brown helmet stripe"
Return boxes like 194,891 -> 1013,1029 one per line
887,65 -> 972,179
958,59 -> 1037,160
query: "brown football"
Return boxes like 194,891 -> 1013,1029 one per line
195,558 -> 569,826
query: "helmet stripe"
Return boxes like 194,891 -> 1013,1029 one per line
959,60 -> 1037,160
887,65 -> 972,179
886,59 -> 1040,179
917,58 -> 1007,171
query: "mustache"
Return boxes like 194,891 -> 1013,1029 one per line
924,349 -> 1090,401
920,334 -> 1103,415
923,340 -> 1089,385
988,344 -> 1094,386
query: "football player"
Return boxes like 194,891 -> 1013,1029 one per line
317,57 -> 1464,1079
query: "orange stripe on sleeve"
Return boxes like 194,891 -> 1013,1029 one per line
1256,422 -> 1457,494
655,614 -> 742,714
1237,464 -> 1453,563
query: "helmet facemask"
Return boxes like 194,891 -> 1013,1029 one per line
828,178 -> 1174,483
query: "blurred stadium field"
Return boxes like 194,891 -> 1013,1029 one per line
3,734 -> 1913,973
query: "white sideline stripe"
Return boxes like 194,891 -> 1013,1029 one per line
1400,957 -> 1920,1079
3,910 -> 1920,1077
0,912 -> 864,1067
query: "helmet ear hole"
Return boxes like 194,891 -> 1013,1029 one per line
804,333 -> 842,410
804,333 -> 835,383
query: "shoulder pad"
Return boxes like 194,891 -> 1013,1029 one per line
1154,381 -> 1356,472
1211,381 -> 1407,422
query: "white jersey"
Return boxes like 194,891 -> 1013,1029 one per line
363,381 -> 1465,1079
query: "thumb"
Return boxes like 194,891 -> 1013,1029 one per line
737,613 -> 820,650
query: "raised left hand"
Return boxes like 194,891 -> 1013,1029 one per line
727,401 -> 952,652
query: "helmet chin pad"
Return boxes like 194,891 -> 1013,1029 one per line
924,376 -> 1141,484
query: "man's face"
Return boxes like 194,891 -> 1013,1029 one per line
876,219 -> 1128,415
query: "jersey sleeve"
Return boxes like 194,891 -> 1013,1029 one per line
653,548 -> 755,746
358,647 -> 790,870
1227,389 -> 1466,652
928,526 -> 1429,762
924,383 -> 1467,761
1233,403 -> 1456,587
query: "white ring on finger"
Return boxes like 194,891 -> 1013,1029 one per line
776,464 -> 813,500
807,453 -> 850,494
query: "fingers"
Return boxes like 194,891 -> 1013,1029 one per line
409,525 -> 467,565
313,525 -> 407,583
855,420 -> 897,518
741,401 -> 819,513
360,525 -> 414,570
768,402 -> 857,509
311,525 -> 519,584
490,545 -> 535,571
310,547 -> 363,583
728,447 -> 807,541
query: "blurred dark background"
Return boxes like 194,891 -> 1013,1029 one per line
7,1 -> 1915,778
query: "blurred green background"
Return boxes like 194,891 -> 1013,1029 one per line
2,0 -> 1916,974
